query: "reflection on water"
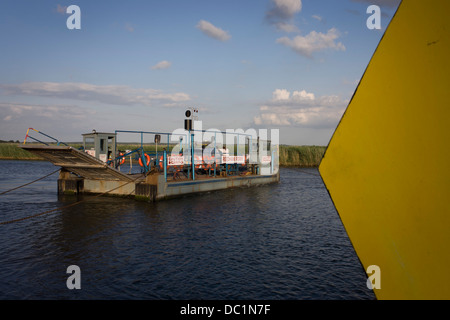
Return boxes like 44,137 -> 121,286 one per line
0,160 -> 375,299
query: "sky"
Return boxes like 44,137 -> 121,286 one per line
0,0 -> 401,145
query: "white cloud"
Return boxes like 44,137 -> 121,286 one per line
196,20 -> 231,41
273,89 -> 290,101
151,60 -> 172,70
254,89 -> 347,128
266,0 -> 302,32
293,90 -> 315,100
0,82 -> 190,107
0,102 -> 95,122
312,15 -> 323,22
0,102 -> 101,141
276,28 -> 345,58
266,0 -> 302,20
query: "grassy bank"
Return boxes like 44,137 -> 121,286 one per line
279,145 -> 326,167
0,143 -> 326,167
0,143 -> 43,160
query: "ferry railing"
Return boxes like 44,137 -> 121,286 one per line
114,130 -> 189,177
188,129 -> 255,180
113,129 -> 277,181
108,146 -> 152,173
23,128 -> 69,146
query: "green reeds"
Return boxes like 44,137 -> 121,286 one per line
0,143 -> 42,160
279,145 -> 326,167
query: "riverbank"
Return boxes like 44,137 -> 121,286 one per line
0,143 -> 42,160
279,145 -> 326,167
0,143 -> 326,167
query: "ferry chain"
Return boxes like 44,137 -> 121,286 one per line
297,168 -> 321,177
0,168 -> 61,196
0,172 -> 145,226
1,167 -> 319,225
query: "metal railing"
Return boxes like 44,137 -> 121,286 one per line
113,129 -> 277,182
23,128 -> 69,146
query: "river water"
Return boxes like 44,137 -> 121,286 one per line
0,160 -> 374,300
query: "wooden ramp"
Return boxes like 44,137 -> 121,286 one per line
20,145 -> 134,182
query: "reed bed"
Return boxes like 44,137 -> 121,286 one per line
279,145 -> 326,167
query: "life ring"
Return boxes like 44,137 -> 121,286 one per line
159,156 -> 164,170
139,153 -> 150,167
119,153 -> 125,165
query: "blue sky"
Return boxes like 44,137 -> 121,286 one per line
0,0 -> 401,145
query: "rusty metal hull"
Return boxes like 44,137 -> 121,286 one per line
57,171 -> 279,201
158,174 -> 280,200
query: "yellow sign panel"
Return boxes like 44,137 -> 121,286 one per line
320,0 -> 450,299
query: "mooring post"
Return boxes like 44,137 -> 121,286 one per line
164,149 -> 167,182
57,169 -> 83,195
191,132 -> 195,181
